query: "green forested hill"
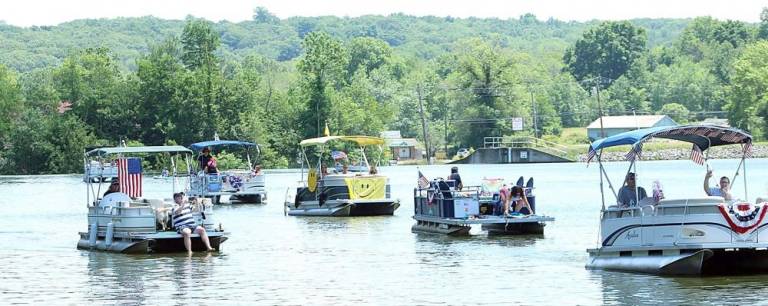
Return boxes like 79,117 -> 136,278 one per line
1,10 -> 766,174
0,14 -> 690,72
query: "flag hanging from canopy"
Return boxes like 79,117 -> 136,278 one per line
418,170 -> 430,189
117,157 -> 142,198
331,151 -> 347,160
690,144 -> 705,165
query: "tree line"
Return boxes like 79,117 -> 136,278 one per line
0,9 -> 767,174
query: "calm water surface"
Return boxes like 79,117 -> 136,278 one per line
2,160 -> 768,305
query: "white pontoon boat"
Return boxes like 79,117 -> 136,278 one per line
586,125 -> 764,275
83,159 -> 118,183
188,140 -> 266,204
77,146 -> 228,253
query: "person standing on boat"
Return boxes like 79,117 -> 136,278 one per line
172,193 -> 214,256
498,183 -> 510,215
197,147 -> 219,174
617,172 -> 647,207
448,166 -> 463,191
704,170 -> 733,201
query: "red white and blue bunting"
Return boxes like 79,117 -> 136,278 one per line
718,203 -> 768,234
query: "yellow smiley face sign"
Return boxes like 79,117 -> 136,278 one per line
345,177 -> 386,200
307,169 -> 318,192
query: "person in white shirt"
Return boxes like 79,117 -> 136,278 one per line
704,170 -> 733,201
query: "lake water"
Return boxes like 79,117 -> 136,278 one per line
2,160 -> 768,305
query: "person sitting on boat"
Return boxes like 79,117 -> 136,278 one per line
448,166 -> 463,191
172,192 -> 214,256
252,165 -> 262,176
704,170 -> 733,201
368,165 -> 378,175
161,168 -> 169,177
617,172 -> 647,207
509,185 -> 534,215
320,164 -> 329,177
342,164 -> 349,174
103,178 -> 120,197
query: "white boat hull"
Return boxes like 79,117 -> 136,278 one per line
588,198 -> 768,275
587,249 -> 713,275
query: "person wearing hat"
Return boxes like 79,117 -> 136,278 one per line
104,178 -> 120,197
449,166 -> 463,191
172,192 -> 214,256
197,147 -> 219,174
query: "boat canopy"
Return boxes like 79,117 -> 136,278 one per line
589,125 -> 752,153
86,145 -> 193,156
300,136 -> 385,147
189,140 -> 257,151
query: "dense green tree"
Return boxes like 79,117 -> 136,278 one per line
759,8 -> 768,40
252,7 -> 279,24
659,103 -> 690,123
546,73 -> 593,127
181,19 -> 220,70
563,21 -> 647,89
727,41 -> 768,139
346,37 -> 393,80
0,65 -> 23,139
51,48 -> 127,139
135,38 -> 185,144
297,32 -> 348,138
450,39 -> 522,147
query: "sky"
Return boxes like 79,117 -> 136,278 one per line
0,0 -> 765,27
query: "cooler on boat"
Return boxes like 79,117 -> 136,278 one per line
207,174 -> 222,192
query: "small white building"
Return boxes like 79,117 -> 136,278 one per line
380,131 -> 423,160
587,115 -> 677,140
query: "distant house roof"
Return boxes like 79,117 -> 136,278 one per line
380,131 -> 402,139
587,115 -> 675,129
697,118 -> 730,127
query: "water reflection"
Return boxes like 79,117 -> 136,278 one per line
596,270 -> 768,305
85,252 -> 220,304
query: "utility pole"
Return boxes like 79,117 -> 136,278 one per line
444,111 -> 448,154
416,84 -> 431,164
595,76 -> 605,138
530,90 -> 538,139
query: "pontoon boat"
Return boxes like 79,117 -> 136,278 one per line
188,140 -> 266,204
77,146 -> 228,253
412,176 -> 553,235
285,136 -> 400,216
586,125 -> 765,275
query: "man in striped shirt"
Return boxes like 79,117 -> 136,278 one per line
172,193 -> 214,256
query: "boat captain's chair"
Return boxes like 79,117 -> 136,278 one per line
434,179 -> 454,218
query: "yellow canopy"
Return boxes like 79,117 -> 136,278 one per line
300,136 -> 385,147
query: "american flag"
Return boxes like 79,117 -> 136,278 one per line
744,141 -> 753,158
690,144 -> 705,165
117,158 -> 142,198
331,150 -> 347,160
586,148 -> 597,165
418,170 -> 430,189
625,144 -> 643,162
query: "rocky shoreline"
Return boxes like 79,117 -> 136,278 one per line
577,144 -> 768,162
